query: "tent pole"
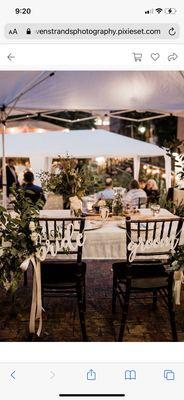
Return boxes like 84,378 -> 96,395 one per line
164,155 -> 172,192
1,117 -> 7,208
133,156 -> 140,181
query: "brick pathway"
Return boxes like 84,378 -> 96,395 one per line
0,261 -> 184,341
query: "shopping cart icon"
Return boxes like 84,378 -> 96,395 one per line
133,53 -> 142,62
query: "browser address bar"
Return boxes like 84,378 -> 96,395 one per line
5,23 -> 179,40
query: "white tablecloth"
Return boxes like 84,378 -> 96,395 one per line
39,209 -> 181,260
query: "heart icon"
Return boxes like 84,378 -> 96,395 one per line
151,53 -> 160,61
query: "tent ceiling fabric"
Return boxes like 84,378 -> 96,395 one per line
0,129 -> 166,158
0,119 -> 64,132
0,71 -> 184,115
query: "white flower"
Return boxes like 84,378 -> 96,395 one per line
69,196 -> 82,212
98,199 -> 106,207
3,279 -> 12,291
20,258 -> 30,271
2,240 -> 11,248
172,260 -> 179,270
10,211 -> 20,220
30,232 -> 38,243
0,248 -> 3,257
29,221 -> 36,232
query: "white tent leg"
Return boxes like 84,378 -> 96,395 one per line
164,155 -> 172,192
133,155 -> 140,181
44,157 -> 52,172
29,155 -> 46,185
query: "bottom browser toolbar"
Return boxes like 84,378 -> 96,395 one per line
1,362 -> 183,400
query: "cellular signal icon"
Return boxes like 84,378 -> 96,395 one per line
155,8 -> 163,14
145,9 -> 154,14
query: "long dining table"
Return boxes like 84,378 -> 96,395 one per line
40,208 -> 183,260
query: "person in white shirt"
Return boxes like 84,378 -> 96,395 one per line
124,179 -> 147,208
96,177 -> 115,200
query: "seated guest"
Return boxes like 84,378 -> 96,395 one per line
96,177 -> 115,200
22,171 -> 46,206
124,179 -> 147,207
139,179 -> 146,190
144,179 -> 160,204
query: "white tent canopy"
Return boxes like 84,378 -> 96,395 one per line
0,71 -> 184,114
1,70 -> 182,205
0,129 -> 171,189
0,71 -> 184,115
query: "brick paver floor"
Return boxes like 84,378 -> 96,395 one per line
0,261 -> 184,341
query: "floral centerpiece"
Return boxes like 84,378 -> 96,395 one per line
0,188 -> 42,292
92,195 -> 124,216
39,155 -> 93,209
93,199 -> 113,213
112,193 -> 124,216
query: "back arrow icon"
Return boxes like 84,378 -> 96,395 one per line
11,371 -> 16,380
7,53 -> 15,61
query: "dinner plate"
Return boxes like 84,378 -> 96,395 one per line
84,221 -> 104,231
117,222 -> 154,231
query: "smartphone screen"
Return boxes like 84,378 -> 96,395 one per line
0,1 -> 184,399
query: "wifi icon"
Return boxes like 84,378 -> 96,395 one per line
156,8 -> 163,14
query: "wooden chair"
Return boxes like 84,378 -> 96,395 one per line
39,216 -> 87,341
112,216 -> 183,341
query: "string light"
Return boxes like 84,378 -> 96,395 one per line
95,156 -> 106,165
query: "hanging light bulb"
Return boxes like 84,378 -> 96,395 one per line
95,115 -> 103,126
102,114 -> 110,126
138,124 -> 146,134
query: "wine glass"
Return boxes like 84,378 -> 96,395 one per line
154,204 -> 160,215
150,204 -> 160,216
100,206 -> 109,222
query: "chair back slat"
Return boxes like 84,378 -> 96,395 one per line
160,221 -> 165,240
138,221 -> 140,238
62,219 -> 65,239
153,221 -> 157,240
54,220 -> 57,239
167,220 -> 173,237
46,220 -> 49,238
125,216 -> 183,264
145,221 -> 149,241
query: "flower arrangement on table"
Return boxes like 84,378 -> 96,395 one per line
93,199 -> 113,214
0,188 -> 42,293
39,155 -> 94,210
93,193 -> 124,216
